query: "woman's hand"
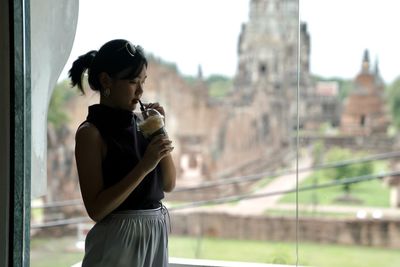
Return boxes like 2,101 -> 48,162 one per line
145,102 -> 165,117
143,102 -> 176,192
140,134 -> 173,173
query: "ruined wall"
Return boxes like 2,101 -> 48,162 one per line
171,211 -> 400,248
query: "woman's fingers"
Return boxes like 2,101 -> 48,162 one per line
149,135 -> 173,156
145,102 -> 165,116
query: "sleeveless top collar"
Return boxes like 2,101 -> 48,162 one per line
87,104 -> 135,129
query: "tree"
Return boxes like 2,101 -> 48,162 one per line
47,79 -> 75,129
206,75 -> 233,98
323,147 -> 374,197
387,76 -> 400,130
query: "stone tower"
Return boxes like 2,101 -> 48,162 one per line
235,0 -> 300,99
231,0 -> 307,149
199,0 -> 309,179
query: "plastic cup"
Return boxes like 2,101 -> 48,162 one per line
136,109 -> 167,139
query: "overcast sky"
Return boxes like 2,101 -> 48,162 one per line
60,0 -> 400,83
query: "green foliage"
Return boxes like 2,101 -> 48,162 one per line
387,76 -> 400,129
280,150 -> 389,207
311,140 -> 325,165
47,80 -> 75,129
206,74 -> 233,98
324,147 -> 374,194
337,79 -> 353,100
183,75 -> 197,85
280,176 -> 390,207
182,74 -> 233,98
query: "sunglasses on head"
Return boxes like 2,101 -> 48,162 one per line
116,41 -> 143,57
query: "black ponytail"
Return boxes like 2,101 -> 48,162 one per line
68,50 -> 97,94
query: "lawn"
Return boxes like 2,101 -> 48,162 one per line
30,236 -> 83,267
279,172 -> 391,207
30,235 -> 400,267
169,236 -> 400,267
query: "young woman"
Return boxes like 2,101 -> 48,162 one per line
69,39 -> 176,267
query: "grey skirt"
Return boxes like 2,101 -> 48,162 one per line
81,207 -> 169,267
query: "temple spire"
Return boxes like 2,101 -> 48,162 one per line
374,57 -> 384,87
374,57 -> 380,76
361,49 -> 370,73
197,64 -> 203,80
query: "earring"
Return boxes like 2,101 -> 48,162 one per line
103,88 -> 110,97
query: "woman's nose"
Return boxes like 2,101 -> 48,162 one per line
137,84 -> 144,94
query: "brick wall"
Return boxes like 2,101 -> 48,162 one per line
170,212 -> 400,248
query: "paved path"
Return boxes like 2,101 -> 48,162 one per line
172,153 -> 314,215
171,152 -> 400,218
224,154 -> 313,215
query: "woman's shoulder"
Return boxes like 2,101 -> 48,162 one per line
75,121 -> 102,143
75,121 -> 107,158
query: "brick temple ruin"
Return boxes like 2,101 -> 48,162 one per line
340,49 -> 391,136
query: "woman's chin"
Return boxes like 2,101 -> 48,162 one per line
128,102 -> 137,111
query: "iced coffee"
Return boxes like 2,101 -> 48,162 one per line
137,109 -> 166,139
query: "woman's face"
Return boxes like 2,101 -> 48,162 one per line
108,66 -> 147,111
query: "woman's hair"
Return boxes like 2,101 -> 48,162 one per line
68,39 -> 148,94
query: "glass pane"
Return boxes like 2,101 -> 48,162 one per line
298,0 -> 400,266
31,0 -> 302,266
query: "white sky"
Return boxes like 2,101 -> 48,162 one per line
301,0 -> 400,83
60,0 -> 400,83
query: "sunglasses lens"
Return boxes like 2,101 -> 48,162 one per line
126,43 -> 136,56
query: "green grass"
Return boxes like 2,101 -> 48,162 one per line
170,236 -> 298,264
297,241 -> 400,267
169,236 -> 400,267
30,236 -> 83,267
31,236 -> 400,267
279,173 -> 391,207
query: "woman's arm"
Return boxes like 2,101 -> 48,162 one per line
75,123 -> 171,222
160,153 -> 176,192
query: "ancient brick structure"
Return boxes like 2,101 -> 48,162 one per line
212,0 -> 300,176
171,211 -> 400,248
143,0 -> 306,187
340,50 -> 390,135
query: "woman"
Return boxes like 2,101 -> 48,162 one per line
69,39 -> 176,267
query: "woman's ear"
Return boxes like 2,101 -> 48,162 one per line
98,72 -> 112,90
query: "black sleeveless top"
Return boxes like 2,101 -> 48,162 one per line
85,104 -> 164,210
